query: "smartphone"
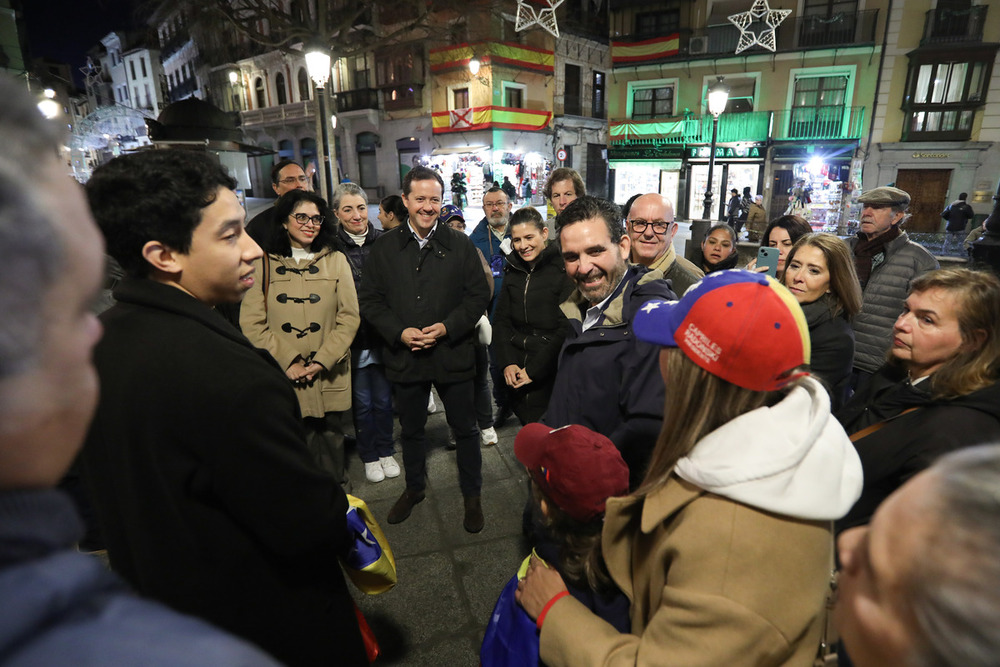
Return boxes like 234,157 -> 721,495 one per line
757,246 -> 780,278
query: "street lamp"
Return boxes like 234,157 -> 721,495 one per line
37,88 -> 60,120
701,76 -> 730,220
306,42 -> 334,199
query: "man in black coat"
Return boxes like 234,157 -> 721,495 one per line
941,192 -> 975,254
359,166 -> 491,532
80,150 -> 368,666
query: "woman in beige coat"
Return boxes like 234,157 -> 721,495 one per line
241,190 -> 360,482
516,270 -> 863,667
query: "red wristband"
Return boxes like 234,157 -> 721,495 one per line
536,590 -> 570,630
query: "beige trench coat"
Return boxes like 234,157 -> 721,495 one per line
241,247 -> 360,417
539,476 -> 832,667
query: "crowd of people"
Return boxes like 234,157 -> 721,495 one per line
3,72 -> 1000,667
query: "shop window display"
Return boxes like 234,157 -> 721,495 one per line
783,160 -> 847,232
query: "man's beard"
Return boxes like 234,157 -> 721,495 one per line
489,214 -> 508,229
575,259 -> 627,305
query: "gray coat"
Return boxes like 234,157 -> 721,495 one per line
849,232 -> 939,373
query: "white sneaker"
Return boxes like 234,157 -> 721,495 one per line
379,455 -> 400,478
365,461 -> 385,483
427,393 -> 437,414
480,426 -> 498,446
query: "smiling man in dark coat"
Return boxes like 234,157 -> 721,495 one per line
80,150 -> 368,666
359,166 -> 490,532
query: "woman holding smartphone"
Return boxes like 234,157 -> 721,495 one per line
748,215 -> 812,280
782,233 -> 862,410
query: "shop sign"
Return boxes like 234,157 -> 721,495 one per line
687,145 -> 762,159
772,143 -> 856,160
912,152 -> 949,159
609,145 -> 685,160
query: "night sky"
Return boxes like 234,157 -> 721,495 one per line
23,0 -> 144,87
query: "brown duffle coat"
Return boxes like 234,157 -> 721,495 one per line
241,247 -> 360,417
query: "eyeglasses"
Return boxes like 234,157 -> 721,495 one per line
279,176 -> 310,186
292,213 -> 324,227
629,219 -> 671,234
484,200 -> 508,209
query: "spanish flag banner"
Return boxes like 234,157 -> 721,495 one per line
611,34 -> 680,65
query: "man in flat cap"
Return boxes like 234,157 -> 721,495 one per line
849,186 -> 938,391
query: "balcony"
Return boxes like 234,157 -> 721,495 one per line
382,84 -> 423,111
772,106 -> 866,140
159,32 -> 190,61
609,106 -> 866,144
169,77 -> 198,102
241,100 -> 315,129
921,5 -> 988,46
612,9 -> 878,65
333,88 -> 379,113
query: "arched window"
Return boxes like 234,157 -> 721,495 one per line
254,76 -> 266,108
298,68 -> 311,101
275,72 -> 287,105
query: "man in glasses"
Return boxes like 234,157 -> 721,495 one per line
626,193 -> 703,297
245,159 -> 310,245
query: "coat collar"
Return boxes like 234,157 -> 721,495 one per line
112,278 -> 253,349
559,265 -> 664,325
389,221 -> 458,251
605,475 -> 706,536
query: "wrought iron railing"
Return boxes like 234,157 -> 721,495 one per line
333,88 -> 379,113
921,5 -> 988,45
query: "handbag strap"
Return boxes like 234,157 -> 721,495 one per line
849,407 -> 919,443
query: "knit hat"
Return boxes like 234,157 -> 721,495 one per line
514,423 -> 629,523
857,186 -> 910,208
439,204 -> 465,223
633,270 -> 811,391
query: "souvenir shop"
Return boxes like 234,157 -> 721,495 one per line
421,131 -> 552,215
768,142 -> 860,232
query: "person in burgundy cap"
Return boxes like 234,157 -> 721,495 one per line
517,270 -> 863,667
481,424 -> 630,666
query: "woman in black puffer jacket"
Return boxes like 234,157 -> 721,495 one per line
493,207 -> 575,424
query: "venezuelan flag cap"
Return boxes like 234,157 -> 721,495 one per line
634,269 -> 811,392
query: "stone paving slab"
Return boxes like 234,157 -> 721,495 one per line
347,397 -> 530,666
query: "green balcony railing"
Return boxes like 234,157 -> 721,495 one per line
610,106 -> 865,144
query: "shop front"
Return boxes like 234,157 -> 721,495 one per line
768,141 -> 860,232
684,143 -> 766,222
421,128 -> 553,216
608,143 -> 684,211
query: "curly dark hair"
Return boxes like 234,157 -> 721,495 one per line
264,189 -> 336,256
86,149 -> 237,278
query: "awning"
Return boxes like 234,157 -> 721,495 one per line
430,145 -> 491,155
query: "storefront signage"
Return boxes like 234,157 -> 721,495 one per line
911,152 -> 949,159
610,145 -> 685,160
687,145 -> 762,159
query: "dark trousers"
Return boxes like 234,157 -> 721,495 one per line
395,380 -> 482,497
352,363 -> 395,463
304,411 -> 346,486
486,342 -> 509,411
473,343 -> 494,429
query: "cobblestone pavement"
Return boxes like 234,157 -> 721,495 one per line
346,393 -> 530,667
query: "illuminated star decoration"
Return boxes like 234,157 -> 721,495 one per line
515,0 -> 565,38
728,0 -> 792,53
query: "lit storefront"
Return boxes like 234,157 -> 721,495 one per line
685,144 -> 766,221
768,142 -> 860,231
607,144 -> 683,209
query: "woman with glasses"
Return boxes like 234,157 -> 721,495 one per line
241,190 -> 360,486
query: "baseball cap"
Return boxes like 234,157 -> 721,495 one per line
514,423 -> 629,523
633,270 -> 811,391
439,204 -> 465,223
857,186 -> 910,208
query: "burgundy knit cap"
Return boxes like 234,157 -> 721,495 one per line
514,423 -> 629,522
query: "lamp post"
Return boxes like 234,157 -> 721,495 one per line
701,76 -> 730,221
306,43 -> 334,200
